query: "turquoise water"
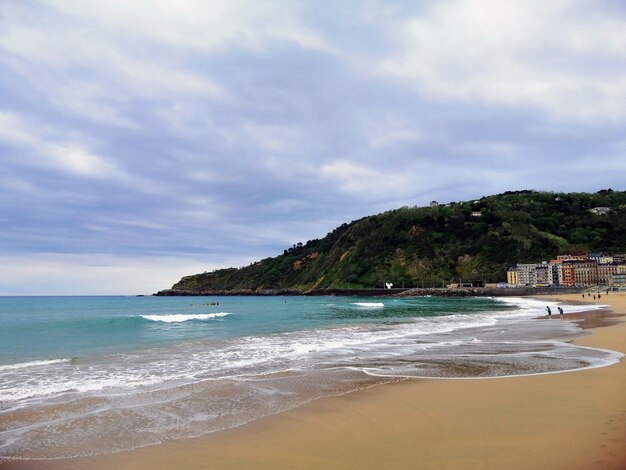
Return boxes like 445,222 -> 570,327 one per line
0,295 -> 620,460
0,295 -> 509,365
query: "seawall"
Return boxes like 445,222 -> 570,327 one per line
154,286 -> 583,297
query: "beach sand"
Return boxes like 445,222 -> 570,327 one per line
3,293 -> 626,470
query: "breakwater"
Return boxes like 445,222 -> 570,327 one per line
154,286 -> 582,297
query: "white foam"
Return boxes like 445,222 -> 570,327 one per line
494,296 -> 608,317
0,364 -> 174,402
353,302 -> 384,308
361,346 -> 624,380
141,313 -> 231,323
0,359 -> 71,372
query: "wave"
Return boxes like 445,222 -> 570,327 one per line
494,297 -> 608,316
353,302 -> 384,308
140,313 -> 232,323
0,358 -> 71,372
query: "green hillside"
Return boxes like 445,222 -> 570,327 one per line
166,190 -> 626,292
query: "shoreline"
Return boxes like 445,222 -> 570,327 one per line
154,286 -> 584,297
3,294 -> 625,469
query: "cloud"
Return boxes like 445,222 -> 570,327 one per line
0,111 -> 122,178
0,254 -> 252,295
45,0 -> 335,53
383,0 -> 626,122
0,3 -> 225,134
364,115 -> 423,149
320,161 -> 413,198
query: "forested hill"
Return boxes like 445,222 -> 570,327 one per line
161,190 -> 626,294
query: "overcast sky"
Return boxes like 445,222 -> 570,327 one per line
1,0 -> 625,295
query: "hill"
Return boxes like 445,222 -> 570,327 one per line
159,190 -> 626,294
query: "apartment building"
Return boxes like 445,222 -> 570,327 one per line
561,262 -> 576,286
516,263 -> 540,286
574,260 -> 599,287
597,263 -> 619,285
535,263 -> 550,286
548,259 -> 563,285
506,269 -> 519,285
507,253 -> 625,287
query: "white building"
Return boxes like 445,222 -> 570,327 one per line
516,263 -> 540,286
589,207 -> 611,215
548,260 -> 563,285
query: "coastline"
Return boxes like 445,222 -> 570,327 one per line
153,286 -> 583,297
3,294 -> 625,470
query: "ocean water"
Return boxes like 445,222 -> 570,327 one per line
0,295 -> 621,460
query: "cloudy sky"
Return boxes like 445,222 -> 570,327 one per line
1,0 -> 625,295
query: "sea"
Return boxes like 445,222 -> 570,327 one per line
0,295 -> 621,460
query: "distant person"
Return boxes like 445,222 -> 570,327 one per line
558,306 -> 564,319
598,294 -> 601,299
582,294 -> 585,299
593,295 -> 596,300
546,306 -> 552,317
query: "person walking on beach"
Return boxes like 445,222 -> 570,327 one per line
546,306 -> 552,317
558,306 -> 564,319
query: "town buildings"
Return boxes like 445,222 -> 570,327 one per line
507,253 -> 626,288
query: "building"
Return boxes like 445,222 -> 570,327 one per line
586,252 -> 603,263
561,262 -> 576,286
611,273 -> 626,287
516,263 -> 540,286
597,263 -> 619,285
613,254 -> 626,264
504,252 -> 625,288
470,211 -> 482,217
573,260 -> 599,287
548,259 -> 563,285
589,207 -> 611,215
599,255 -> 614,264
557,254 -> 586,261
535,263 -> 550,286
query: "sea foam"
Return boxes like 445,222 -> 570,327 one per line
140,313 -> 231,323
0,358 -> 71,372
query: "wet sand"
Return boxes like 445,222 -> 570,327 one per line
3,293 -> 626,470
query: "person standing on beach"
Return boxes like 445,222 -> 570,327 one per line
558,306 -> 564,319
546,306 -> 552,317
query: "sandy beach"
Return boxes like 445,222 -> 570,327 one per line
3,293 -> 625,470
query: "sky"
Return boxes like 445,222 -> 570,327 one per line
1,0 -> 626,295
